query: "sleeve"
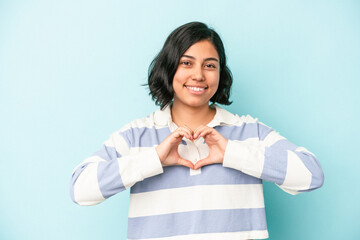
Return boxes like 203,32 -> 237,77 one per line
69,130 -> 164,206
222,117 -> 324,195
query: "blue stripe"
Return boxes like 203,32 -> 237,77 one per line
69,162 -> 92,202
215,123 -> 294,185
130,163 -> 261,194
261,147 -> 288,185
215,123 -> 273,141
270,138 -> 298,150
91,145 -> 126,198
127,208 -> 267,239
215,124 -> 258,140
92,145 -> 121,161
128,124 -> 266,194
261,139 -> 297,185
257,123 -> 274,140
295,151 -> 324,191
97,160 -> 126,199
120,127 -> 171,148
119,124 -> 266,149
222,121 -> 323,190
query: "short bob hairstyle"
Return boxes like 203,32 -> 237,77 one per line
147,21 -> 232,110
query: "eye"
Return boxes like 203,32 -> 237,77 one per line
205,63 -> 216,68
181,61 -> 191,66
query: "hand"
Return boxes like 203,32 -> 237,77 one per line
155,126 -> 195,169
193,126 -> 228,170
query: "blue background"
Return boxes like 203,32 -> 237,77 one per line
1,0 -> 359,239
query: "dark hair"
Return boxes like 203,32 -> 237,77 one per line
146,21 -> 232,109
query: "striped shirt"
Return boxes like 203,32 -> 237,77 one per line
70,104 -> 324,240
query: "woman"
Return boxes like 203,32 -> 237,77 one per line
70,22 -> 324,240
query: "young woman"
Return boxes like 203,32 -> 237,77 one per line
70,22 -> 324,240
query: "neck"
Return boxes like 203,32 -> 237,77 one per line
171,101 -> 216,131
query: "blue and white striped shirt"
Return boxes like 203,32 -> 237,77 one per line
70,104 -> 324,240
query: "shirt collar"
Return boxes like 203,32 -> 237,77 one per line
153,104 -> 173,126
153,103 -> 238,127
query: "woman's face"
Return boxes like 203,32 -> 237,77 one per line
172,40 -> 220,109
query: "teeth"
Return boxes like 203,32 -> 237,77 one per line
186,86 -> 205,92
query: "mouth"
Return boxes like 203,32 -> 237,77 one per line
184,85 -> 208,93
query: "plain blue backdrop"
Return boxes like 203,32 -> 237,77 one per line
1,0 -> 359,239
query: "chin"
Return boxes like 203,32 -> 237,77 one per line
173,95 -> 213,109
185,101 -> 210,108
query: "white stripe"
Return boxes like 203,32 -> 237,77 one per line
214,115 -> 257,127
119,147 -> 163,189
105,132 -> 130,156
280,150 -> 312,193
128,184 -> 265,218
241,114 -> 259,124
116,112 -> 257,136
224,139 -> 265,179
119,154 -> 144,190
118,110 -> 258,133
127,230 -> 268,240
120,116 -> 165,131
127,146 -> 162,156
262,130 -> 286,147
74,162 -> 105,205
243,137 -> 261,145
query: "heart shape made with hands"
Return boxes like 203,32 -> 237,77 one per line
155,125 -> 228,170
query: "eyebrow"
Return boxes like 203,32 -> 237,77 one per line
182,54 -> 219,62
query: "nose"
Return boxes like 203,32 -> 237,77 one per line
191,65 -> 204,81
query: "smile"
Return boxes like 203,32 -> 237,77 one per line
184,85 -> 208,94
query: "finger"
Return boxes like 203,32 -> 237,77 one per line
193,125 -> 209,139
199,129 -> 213,138
178,126 -> 193,136
180,125 -> 194,135
172,129 -> 192,141
194,127 -> 213,139
176,126 -> 193,141
194,157 -> 210,170
194,124 -> 206,133
178,157 -> 195,169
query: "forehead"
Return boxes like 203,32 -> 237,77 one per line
182,40 -> 219,59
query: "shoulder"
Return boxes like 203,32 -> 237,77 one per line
215,105 -> 274,135
120,112 -> 158,133
107,110 -> 162,148
214,104 -> 260,127
109,104 -> 170,139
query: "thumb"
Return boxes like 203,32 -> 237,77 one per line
194,157 -> 211,170
178,157 -> 195,169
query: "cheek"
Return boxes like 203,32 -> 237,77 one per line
209,76 -> 220,96
173,69 -> 187,82
172,70 -> 187,88
208,73 -> 220,88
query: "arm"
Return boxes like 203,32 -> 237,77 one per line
223,118 -> 324,195
69,130 -> 163,206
